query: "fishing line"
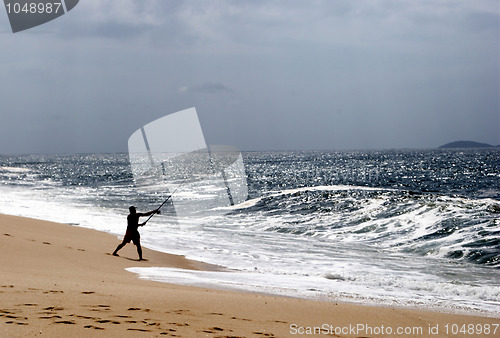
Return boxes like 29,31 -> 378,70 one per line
142,178 -> 187,225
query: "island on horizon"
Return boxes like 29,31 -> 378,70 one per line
439,140 -> 498,149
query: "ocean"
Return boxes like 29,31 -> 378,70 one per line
0,149 -> 498,316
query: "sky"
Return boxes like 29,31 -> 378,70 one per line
0,0 -> 498,153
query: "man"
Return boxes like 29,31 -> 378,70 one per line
112,206 -> 160,260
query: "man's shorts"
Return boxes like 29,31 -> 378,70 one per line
123,230 -> 140,245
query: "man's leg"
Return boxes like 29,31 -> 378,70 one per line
136,242 -> 143,260
113,241 -> 126,256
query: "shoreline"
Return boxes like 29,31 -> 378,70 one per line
125,265 -> 499,320
1,213 -> 499,337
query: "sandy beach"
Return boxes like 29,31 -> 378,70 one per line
0,213 -> 498,337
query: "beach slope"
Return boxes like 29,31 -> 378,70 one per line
1,213 -> 498,337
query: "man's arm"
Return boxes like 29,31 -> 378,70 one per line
137,209 -> 160,217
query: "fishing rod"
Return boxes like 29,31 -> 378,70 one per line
142,178 -> 187,225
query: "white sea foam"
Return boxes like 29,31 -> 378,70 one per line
0,166 -> 32,173
0,185 -> 125,237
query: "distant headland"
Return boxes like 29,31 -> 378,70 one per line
439,141 -> 498,149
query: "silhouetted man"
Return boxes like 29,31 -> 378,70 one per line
112,206 -> 159,260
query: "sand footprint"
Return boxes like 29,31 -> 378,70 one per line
84,325 -> 104,330
146,321 -> 161,327
168,322 -> 190,327
43,306 -> 64,311
168,309 -> 190,315
127,328 -> 151,332
39,315 -> 62,319
115,315 -> 131,318
127,307 -> 150,312
95,319 -> 121,324
201,327 -> 225,334
75,315 -> 95,320
253,332 -> 275,337
5,321 -> 28,326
